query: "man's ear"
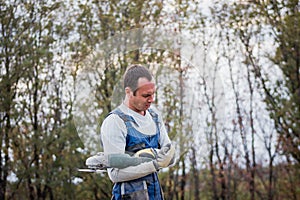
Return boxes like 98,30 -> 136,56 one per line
125,87 -> 131,95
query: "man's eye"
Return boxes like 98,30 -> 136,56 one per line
142,94 -> 153,98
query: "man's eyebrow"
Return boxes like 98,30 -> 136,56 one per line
133,83 -> 155,94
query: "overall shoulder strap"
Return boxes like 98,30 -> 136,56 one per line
109,108 -> 139,127
148,108 -> 161,149
148,108 -> 159,124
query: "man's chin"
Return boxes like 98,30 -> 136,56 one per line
145,104 -> 151,110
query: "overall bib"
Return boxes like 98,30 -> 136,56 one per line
110,108 -> 163,200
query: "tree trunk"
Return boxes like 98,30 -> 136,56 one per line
190,147 -> 200,200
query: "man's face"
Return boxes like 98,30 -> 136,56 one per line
127,77 -> 155,114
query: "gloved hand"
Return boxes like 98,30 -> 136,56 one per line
153,143 -> 175,170
134,148 -> 156,159
86,150 -> 155,169
86,152 -> 109,169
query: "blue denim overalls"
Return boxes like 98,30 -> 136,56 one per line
110,108 -> 163,200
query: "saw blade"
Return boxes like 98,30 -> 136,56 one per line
77,168 -> 107,173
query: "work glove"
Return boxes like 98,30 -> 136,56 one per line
153,143 -> 175,170
86,152 -> 109,169
134,148 -> 156,159
86,151 -> 154,169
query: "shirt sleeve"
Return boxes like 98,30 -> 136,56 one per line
101,114 -> 126,154
107,162 -> 157,183
154,108 -> 171,147
158,117 -> 171,147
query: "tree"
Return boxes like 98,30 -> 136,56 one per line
268,2 -> 300,163
225,0 -> 300,199
0,1 -> 60,198
231,0 -> 300,164
0,1 -> 85,199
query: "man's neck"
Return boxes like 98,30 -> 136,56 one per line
122,100 -> 145,116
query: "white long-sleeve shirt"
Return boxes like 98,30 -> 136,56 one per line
100,103 -> 171,183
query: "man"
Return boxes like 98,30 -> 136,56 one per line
101,65 -> 175,200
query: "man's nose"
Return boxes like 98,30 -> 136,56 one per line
148,94 -> 155,102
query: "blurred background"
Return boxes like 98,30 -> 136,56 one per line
0,0 -> 299,199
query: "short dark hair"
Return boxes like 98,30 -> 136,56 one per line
123,65 -> 153,94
